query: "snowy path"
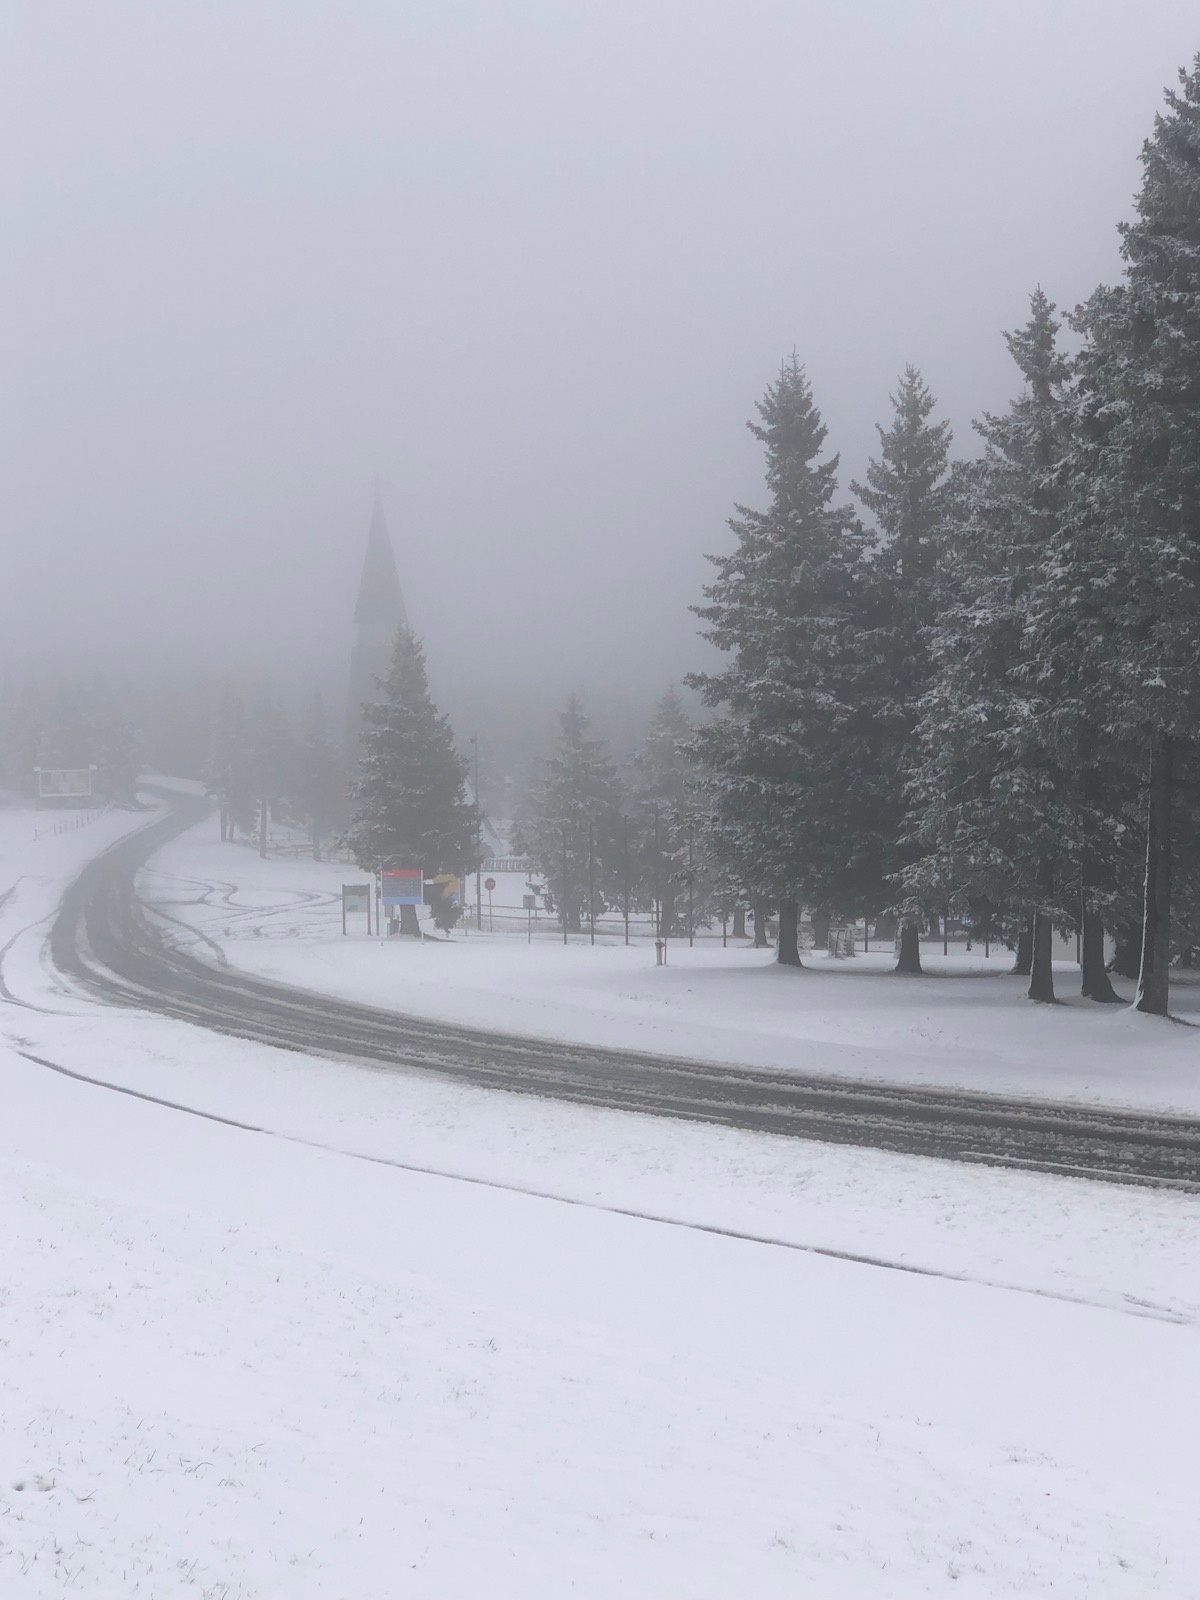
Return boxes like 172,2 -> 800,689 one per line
2,795 -> 1200,1595
59,800 -> 1200,1187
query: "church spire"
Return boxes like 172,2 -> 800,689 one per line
353,492 -> 408,631
347,492 -> 410,744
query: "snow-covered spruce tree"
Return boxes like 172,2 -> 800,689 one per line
628,687 -> 716,938
348,628 -> 476,934
851,366 -> 952,975
1030,61 -> 1200,1015
689,357 -> 873,966
513,695 -> 626,933
905,292 -> 1084,1003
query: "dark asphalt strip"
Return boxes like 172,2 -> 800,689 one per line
45,793 -> 1200,1191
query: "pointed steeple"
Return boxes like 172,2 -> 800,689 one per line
347,492 -> 411,746
353,494 -> 408,631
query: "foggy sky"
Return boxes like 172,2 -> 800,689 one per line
4,1 -> 1198,731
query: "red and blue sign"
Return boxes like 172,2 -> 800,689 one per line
381,867 -> 424,906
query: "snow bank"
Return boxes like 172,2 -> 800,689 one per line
1,797 -> 1198,1595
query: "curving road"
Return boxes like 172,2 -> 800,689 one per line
50,796 -> 1200,1191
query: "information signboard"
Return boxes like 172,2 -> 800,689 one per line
381,868 -> 424,906
35,767 -> 95,802
342,883 -> 372,935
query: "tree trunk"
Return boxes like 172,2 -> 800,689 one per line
258,800 -> 268,859
1081,902 -> 1121,1002
1013,913 -> 1034,976
1109,925 -> 1141,979
810,910 -> 830,953
1136,734 -> 1173,1016
660,884 -> 677,940
1027,911 -> 1056,1002
399,902 -> 420,937
895,921 -> 922,974
752,896 -> 770,948
777,900 -> 803,967
732,905 -> 747,940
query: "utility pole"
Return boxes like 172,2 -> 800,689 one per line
472,734 -> 483,931
562,826 -> 569,946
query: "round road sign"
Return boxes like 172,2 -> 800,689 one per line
484,876 -> 496,891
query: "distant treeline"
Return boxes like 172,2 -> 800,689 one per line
8,60 -> 1200,1013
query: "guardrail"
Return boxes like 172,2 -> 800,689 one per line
33,808 -> 103,841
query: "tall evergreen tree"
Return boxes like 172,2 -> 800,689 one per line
1030,60 -> 1200,1015
852,366 -> 952,973
689,357 -> 872,966
631,687 -> 700,937
906,293 -> 1087,1002
348,629 -> 476,933
514,695 -> 625,933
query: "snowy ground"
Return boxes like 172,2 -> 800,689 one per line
146,814 -> 1200,1116
2,797 -> 1200,1596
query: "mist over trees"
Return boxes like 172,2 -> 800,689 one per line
6,57 -> 1200,1015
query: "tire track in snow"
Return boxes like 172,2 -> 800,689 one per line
47,794 -> 1200,1193
13,1046 -> 1191,1327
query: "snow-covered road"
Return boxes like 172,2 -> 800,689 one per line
146,812 -> 1200,1118
2,795 -> 1200,1596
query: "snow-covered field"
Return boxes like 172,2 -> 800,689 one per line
2,797 -> 1200,1596
146,814 -> 1200,1116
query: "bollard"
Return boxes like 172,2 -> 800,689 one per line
655,939 -> 666,967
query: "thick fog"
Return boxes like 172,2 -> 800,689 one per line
4,0 -> 1198,732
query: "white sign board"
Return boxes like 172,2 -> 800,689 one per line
36,767 -> 94,800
